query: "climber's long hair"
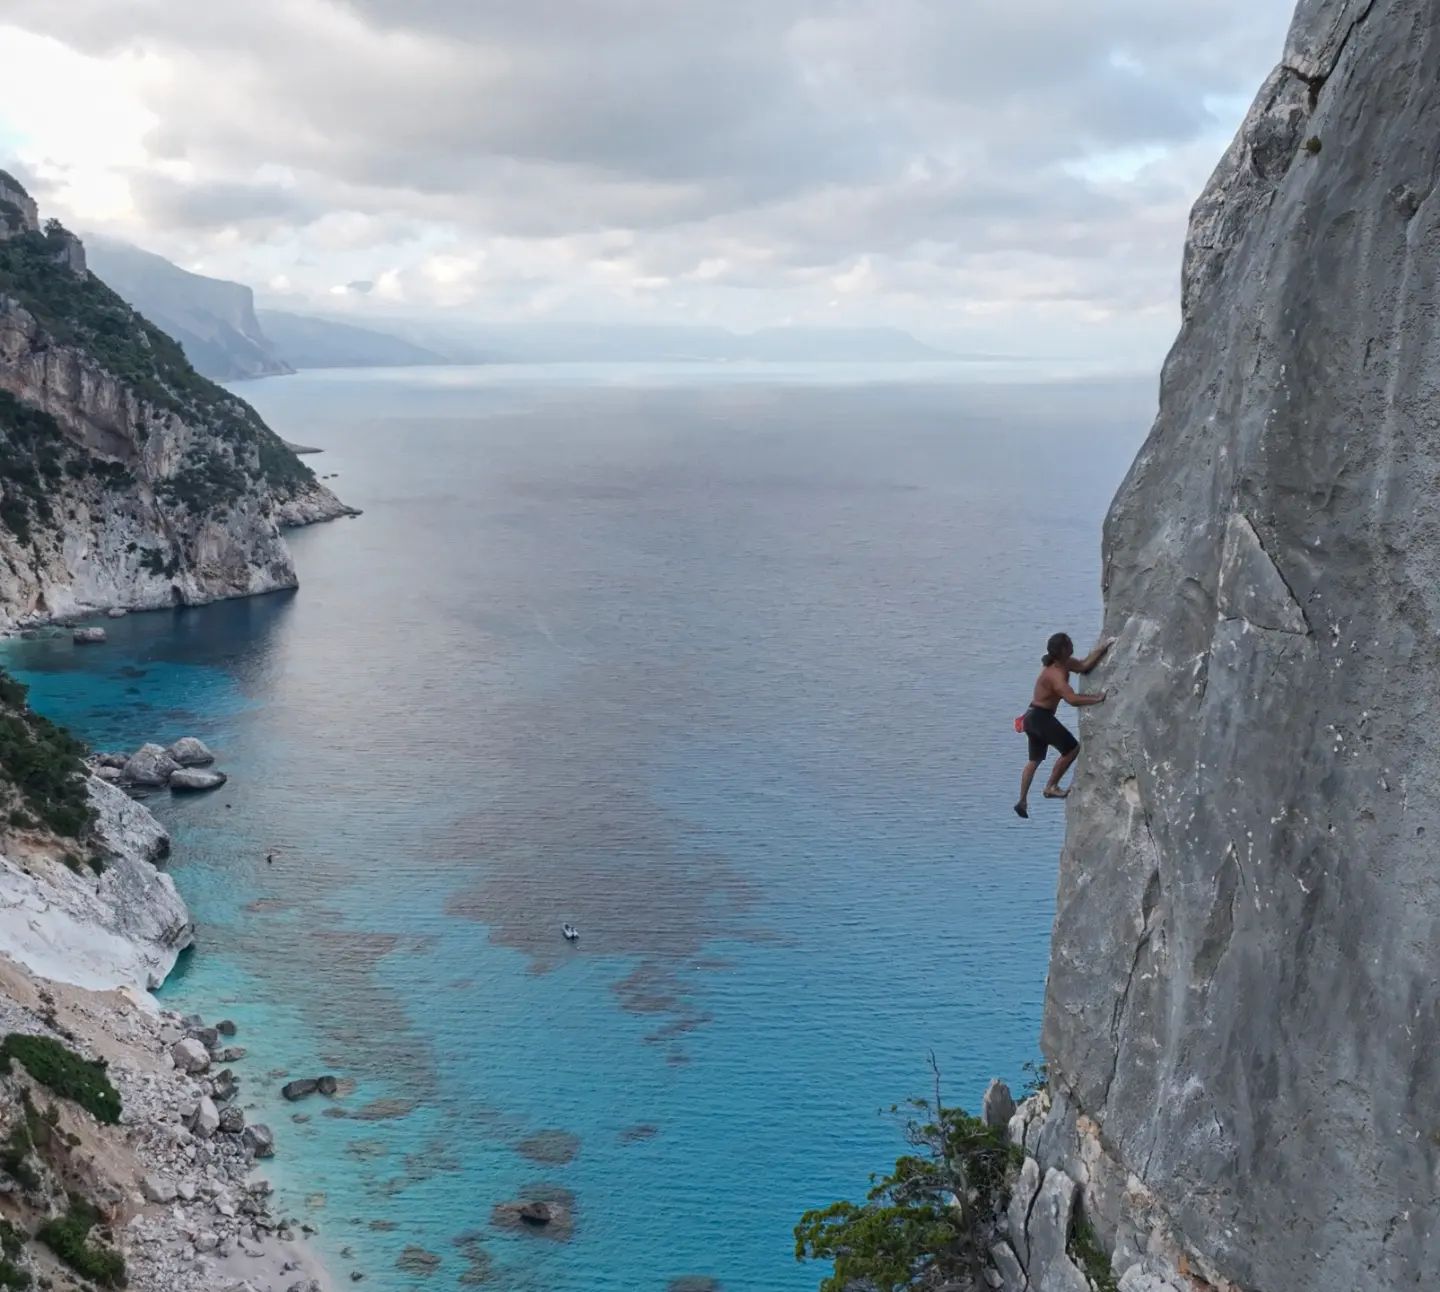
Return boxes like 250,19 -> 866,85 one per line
1042,632 -> 1073,667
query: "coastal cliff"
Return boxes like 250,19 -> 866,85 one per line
0,671 -> 329,1290
83,237 -> 294,383
990,2 -> 1439,1291
0,172 -> 351,628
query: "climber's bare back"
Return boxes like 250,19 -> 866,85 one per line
1030,662 -> 1070,711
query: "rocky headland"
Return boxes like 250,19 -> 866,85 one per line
0,170 -> 354,630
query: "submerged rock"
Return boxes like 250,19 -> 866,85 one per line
515,1129 -> 581,1165
491,1193 -> 574,1240
396,1247 -> 441,1276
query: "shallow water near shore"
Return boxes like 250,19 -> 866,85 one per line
7,366 -> 1147,1291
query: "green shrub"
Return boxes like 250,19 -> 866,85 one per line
0,1035 -> 121,1125
37,1196 -> 124,1288
158,453 -> 247,514
0,1219 -> 23,1261
0,390 -> 72,545
136,548 -> 167,576
0,1218 -> 27,1290
1069,1215 -> 1118,1292
795,1087 -> 1021,1291
0,673 -> 93,839
0,1120 -> 38,1193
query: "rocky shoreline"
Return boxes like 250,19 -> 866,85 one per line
0,733 -> 345,1287
0,955 -> 335,1292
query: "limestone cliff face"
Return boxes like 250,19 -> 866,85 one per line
1038,2 -> 1439,1289
0,776 -> 193,994
0,178 -> 351,627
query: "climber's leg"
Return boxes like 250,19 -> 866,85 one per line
1015,759 -> 1042,818
1044,744 -> 1079,797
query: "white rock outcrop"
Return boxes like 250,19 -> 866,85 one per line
168,767 -> 226,792
122,742 -> 179,786
0,776 -> 192,993
165,736 -> 214,766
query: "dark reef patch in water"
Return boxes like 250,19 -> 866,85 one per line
515,1129 -> 581,1165
352,1097 -> 417,1121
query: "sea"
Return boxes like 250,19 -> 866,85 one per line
3,362 -> 1152,1292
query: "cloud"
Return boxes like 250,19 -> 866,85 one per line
0,0 -> 1298,356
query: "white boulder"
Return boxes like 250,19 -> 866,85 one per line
172,1038 -> 210,1075
123,743 -> 179,787
169,768 -> 227,793
192,1095 -> 220,1139
142,1174 -> 178,1204
166,737 -> 215,767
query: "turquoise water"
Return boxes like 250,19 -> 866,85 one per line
6,367 -> 1148,1291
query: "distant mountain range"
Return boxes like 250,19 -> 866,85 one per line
385,319 -> 954,364
84,238 -> 954,379
256,310 -> 448,370
84,237 -> 294,382
83,238 -> 448,381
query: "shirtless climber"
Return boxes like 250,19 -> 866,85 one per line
1014,632 -> 1113,819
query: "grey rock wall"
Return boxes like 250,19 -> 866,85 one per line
0,294 -> 349,626
1042,1 -> 1440,1288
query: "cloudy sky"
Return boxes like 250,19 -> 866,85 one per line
0,1 -> 1295,362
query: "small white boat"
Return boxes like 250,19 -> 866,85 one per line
562,924 -> 580,942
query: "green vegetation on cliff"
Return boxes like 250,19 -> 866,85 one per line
795,1095 -> 1020,1291
37,1195 -> 125,1287
0,224 -> 313,500
0,391 -> 67,543
0,672 -> 92,838
0,1034 -> 121,1125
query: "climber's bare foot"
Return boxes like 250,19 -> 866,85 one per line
1043,786 -> 1070,800
1014,801 -> 1029,819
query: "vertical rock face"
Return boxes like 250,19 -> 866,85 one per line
0,177 -> 353,626
1042,2 -> 1440,1289
84,237 -> 294,381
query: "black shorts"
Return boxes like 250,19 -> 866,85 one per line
1024,706 -> 1077,763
